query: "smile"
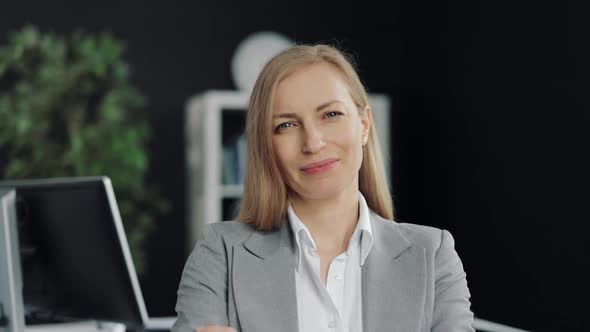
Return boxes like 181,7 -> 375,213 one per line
300,159 -> 339,175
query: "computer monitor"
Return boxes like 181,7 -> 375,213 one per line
0,177 -> 148,329
0,188 -> 26,332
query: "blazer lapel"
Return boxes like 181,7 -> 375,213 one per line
233,220 -> 299,332
363,212 -> 427,332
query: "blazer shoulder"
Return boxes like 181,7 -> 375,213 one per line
394,221 -> 446,253
370,212 -> 446,253
205,220 -> 258,245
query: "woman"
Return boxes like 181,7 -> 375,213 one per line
173,44 -> 474,332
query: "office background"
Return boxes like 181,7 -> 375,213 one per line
2,0 -> 589,331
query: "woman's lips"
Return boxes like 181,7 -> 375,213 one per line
301,159 -> 339,175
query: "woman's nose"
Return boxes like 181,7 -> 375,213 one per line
302,125 -> 326,154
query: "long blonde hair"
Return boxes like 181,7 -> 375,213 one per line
238,44 -> 393,230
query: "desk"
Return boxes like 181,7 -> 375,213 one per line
25,321 -> 125,332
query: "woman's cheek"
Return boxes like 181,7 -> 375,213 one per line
274,141 -> 298,178
335,125 -> 359,149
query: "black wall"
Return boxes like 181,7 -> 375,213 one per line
398,1 -> 590,330
2,1 -> 588,330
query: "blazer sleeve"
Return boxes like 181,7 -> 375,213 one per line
172,224 -> 229,332
431,229 -> 475,332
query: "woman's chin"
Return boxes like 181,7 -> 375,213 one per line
293,185 -> 350,202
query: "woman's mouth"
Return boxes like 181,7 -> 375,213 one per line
300,159 -> 339,175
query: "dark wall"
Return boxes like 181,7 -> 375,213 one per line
2,1 -> 588,330
398,1 -> 590,330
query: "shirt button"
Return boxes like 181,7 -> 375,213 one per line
334,273 -> 343,280
328,321 -> 336,328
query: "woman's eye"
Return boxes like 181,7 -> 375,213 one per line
276,122 -> 294,131
325,111 -> 342,118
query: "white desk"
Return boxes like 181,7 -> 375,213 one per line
25,321 -> 125,332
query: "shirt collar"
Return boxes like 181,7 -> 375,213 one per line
287,192 -> 374,272
354,192 -> 374,266
287,203 -> 315,272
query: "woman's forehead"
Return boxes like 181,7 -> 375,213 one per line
272,63 -> 353,113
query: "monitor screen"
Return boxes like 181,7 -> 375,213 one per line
0,177 -> 148,328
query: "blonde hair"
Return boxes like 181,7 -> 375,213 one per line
238,44 -> 393,230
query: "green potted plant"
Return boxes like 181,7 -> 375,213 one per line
0,25 -> 168,274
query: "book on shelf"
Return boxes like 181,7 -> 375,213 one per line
222,133 -> 247,185
236,134 -> 247,184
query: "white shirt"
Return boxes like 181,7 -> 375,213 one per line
287,192 -> 373,332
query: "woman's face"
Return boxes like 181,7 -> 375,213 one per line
271,62 -> 371,202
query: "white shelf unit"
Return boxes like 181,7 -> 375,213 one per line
185,90 -> 391,249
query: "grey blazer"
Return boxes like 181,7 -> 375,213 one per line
173,211 -> 474,332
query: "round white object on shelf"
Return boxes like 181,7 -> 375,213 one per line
231,31 -> 294,92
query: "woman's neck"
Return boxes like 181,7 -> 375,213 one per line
290,189 -> 360,253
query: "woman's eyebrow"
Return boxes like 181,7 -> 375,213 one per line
273,99 -> 344,119
274,112 -> 298,119
315,99 -> 343,111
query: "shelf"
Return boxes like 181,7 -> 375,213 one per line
221,184 -> 244,198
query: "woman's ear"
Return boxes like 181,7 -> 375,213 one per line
360,105 -> 372,139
